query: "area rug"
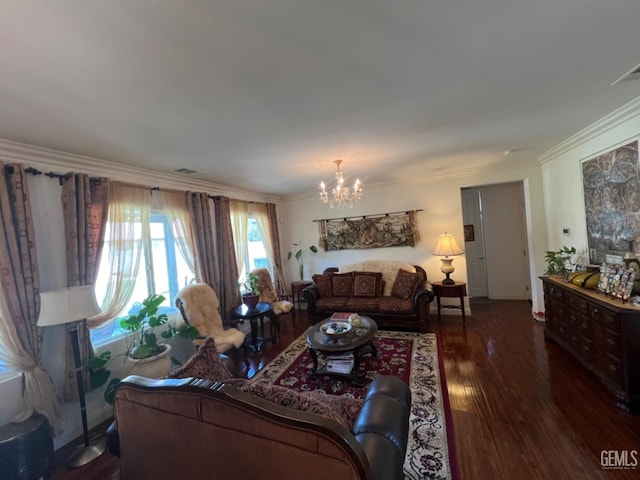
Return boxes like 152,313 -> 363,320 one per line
252,330 -> 458,480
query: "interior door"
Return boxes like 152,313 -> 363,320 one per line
461,189 -> 488,297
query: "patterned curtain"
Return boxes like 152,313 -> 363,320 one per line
0,163 -> 64,436
186,192 -> 218,290
266,203 -> 287,294
61,174 -> 110,399
213,196 -> 240,318
318,219 -> 328,250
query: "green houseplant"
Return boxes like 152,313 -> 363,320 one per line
544,245 -> 576,279
89,293 -> 199,403
287,242 -> 318,280
240,271 -> 261,310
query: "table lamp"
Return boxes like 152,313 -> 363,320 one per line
37,285 -> 103,468
433,232 -> 464,285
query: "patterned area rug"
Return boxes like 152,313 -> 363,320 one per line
252,330 -> 456,480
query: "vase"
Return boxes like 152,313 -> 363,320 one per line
242,293 -> 260,310
127,344 -> 172,378
299,264 -> 304,281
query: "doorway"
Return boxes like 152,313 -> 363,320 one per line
461,182 -> 531,300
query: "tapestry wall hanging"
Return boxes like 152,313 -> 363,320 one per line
582,139 -> 640,264
317,210 -> 419,251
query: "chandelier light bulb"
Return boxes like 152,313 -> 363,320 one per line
319,160 -> 363,210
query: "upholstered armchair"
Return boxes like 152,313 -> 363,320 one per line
251,268 -> 294,315
175,283 -> 247,365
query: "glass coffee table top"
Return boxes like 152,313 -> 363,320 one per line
306,315 -> 377,353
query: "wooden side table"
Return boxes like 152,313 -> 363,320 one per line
291,280 -> 313,310
432,281 -> 467,323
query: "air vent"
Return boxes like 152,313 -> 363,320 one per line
611,63 -> 640,86
173,167 -> 199,175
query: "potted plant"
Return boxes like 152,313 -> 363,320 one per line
240,271 -> 261,310
544,245 -> 577,280
89,293 -> 199,403
287,242 -> 318,280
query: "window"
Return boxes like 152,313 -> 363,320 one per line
91,212 -> 195,345
242,217 -> 271,277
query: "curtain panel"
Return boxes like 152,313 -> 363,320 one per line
213,196 -> 240,319
186,192 -> 218,289
61,174 -> 110,400
0,163 -> 64,436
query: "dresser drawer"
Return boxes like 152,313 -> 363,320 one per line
568,295 -> 589,315
589,304 -> 620,333
593,322 -> 621,357
545,283 -> 565,301
594,351 -> 623,387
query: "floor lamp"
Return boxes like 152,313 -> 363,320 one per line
37,285 -> 104,468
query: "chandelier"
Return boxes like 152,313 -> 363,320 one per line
319,160 -> 362,209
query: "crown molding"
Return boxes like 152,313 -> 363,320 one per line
537,95 -> 640,164
0,137 -> 280,203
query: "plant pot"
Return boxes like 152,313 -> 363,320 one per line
242,293 -> 260,310
127,344 -> 172,379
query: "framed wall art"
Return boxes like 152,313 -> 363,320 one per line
582,139 -> 640,264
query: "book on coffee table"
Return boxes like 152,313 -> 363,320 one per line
330,312 -> 356,320
326,353 -> 354,374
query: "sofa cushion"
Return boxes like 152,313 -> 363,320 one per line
391,269 -> 421,299
346,297 -> 383,313
312,272 -> 333,298
225,379 -> 364,430
332,272 -> 354,297
352,271 -> 383,298
317,296 -> 350,311
379,296 -> 415,314
168,337 -> 234,381
342,261 -> 417,296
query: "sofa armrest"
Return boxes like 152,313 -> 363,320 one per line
353,376 -> 411,480
302,284 -> 320,312
105,421 -> 119,457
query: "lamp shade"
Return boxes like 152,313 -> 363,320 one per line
433,232 -> 463,257
37,285 -> 100,327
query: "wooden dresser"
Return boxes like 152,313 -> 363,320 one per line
542,276 -> 640,412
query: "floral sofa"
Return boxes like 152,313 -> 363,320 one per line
303,260 -> 434,333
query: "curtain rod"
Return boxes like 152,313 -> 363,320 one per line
312,209 -> 423,222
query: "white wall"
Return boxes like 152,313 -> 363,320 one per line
539,97 -> 640,275
279,163 -> 548,314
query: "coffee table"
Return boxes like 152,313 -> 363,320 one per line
306,315 -> 377,380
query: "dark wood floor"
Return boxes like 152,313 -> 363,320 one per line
51,300 -> 640,479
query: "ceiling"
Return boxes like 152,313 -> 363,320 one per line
2,1 -> 640,197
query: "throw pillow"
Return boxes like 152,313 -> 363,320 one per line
168,337 -> 234,382
352,271 -> 383,298
391,269 -> 420,299
312,273 -> 333,298
332,272 -> 354,297
224,378 -> 363,430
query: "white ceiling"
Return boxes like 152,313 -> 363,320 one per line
2,1 -> 640,196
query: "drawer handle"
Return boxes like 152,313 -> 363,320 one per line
593,308 -> 599,316
609,364 -> 617,372
608,339 -> 615,346
583,345 -> 589,352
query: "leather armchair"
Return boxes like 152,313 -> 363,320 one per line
106,375 -> 410,480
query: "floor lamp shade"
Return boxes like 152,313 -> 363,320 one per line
37,286 -> 100,328
433,232 -> 464,285
37,286 -> 103,468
